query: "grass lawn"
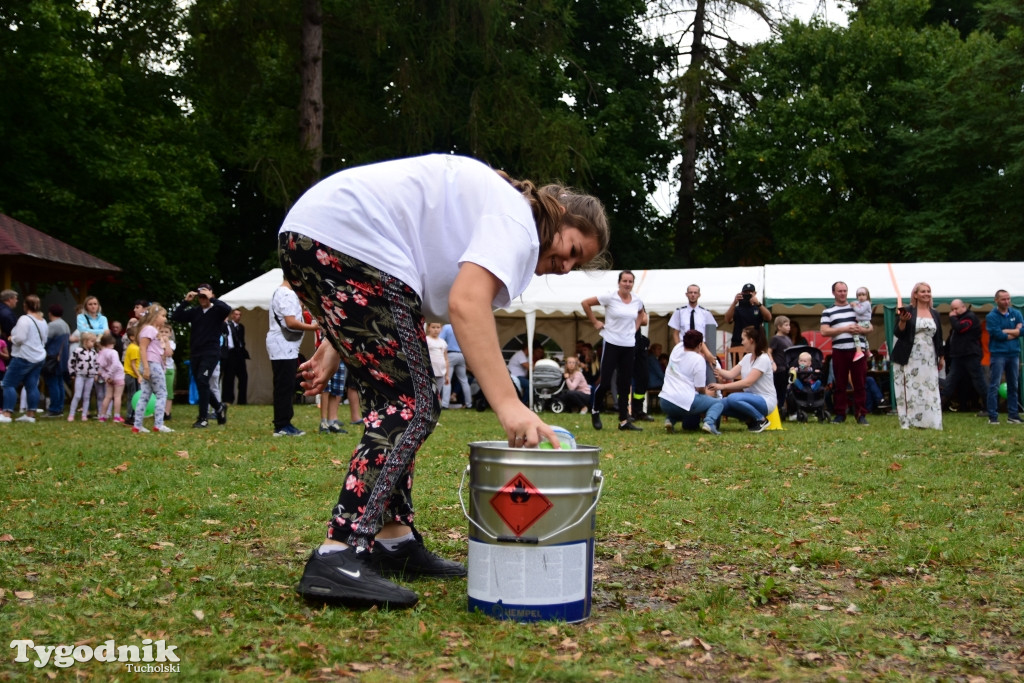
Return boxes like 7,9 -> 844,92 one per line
2,404 -> 1023,681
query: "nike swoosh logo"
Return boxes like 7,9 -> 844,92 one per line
337,568 -> 360,579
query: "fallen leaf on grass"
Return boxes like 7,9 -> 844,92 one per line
646,656 -> 666,667
349,663 -> 374,672
110,462 -> 130,474
888,462 -> 903,472
803,652 -> 824,663
193,609 -> 205,621
814,604 -> 835,611
846,604 -> 860,613
15,590 -> 34,600
0,534 -> 14,542
679,637 -> 712,651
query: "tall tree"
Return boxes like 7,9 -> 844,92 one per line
652,0 -> 777,265
718,0 -> 1024,262
184,0 -> 673,276
0,0 -> 222,305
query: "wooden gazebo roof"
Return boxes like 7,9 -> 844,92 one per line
0,213 -> 121,291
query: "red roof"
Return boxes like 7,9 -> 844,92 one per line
0,214 -> 120,273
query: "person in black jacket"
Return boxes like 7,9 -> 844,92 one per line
220,308 -> 249,405
941,299 -> 988,415
170,284 -> 231,428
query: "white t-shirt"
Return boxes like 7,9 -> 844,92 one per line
507,349 -> 529,378
660,345 -> 707,411
11,314 -> 48,363
596,292 -> 644,347
267,286 -> 303,360
739,352 -> 777,413
280,155 -> 539,320
426,335 -> 447,377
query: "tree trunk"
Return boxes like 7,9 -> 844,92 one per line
298,0 -> 323,184
674,0 -> 706,263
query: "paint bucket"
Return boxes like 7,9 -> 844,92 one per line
459,441 -> 603,623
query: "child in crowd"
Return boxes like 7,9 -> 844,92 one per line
68,332 -> 99,421
562,355 -> 592,413
96,332 -> 125,423
133,305 -> 173,434
425,321 -> 449,398
313,316 -> 349,434
122,326 -> 140,422
160,324 -> 176,422
790,351 -> 822,393
0,337 -> 8,381
851,286 -> 873,362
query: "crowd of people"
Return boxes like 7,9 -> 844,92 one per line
499,280 -> 1022,436
0,287 -> 253,430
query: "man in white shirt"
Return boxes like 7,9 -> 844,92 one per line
667,284 -> 717,348
267,281 -> 318,436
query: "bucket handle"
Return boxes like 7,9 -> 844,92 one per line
458,465 -> 604,544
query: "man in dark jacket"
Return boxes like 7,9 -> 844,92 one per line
942,299 -> 988,415
170,284 -> 231,428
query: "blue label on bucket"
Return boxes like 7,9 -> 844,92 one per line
467,537 -> 594,623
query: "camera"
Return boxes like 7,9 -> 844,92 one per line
742,292 -> 752,302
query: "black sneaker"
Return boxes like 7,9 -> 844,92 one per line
1008,416 -> 1023,425
591,412 -> 603,430
634,412 -> 655,422
618,420 -> 642,431
369,535 -> 467,579
297,548 -> 418,609
832,415 -> 846,424
748,418 -> 770,433
216,404 -> 228,425
192,419 -> 209,429
976,410 -> 989,418
856,415 -> 870,426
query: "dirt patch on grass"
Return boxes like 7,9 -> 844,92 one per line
588,536 -> 1024,680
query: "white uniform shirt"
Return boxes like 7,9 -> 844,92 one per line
267,286 -> 303,361
668,304 -> 716,335
596,292 -> 644,347
280,155 -> 539,320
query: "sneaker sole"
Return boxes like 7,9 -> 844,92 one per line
296,575 -> 418,609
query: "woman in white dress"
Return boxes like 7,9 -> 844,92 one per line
891,282 -> 943,430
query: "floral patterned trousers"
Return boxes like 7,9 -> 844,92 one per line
279,232 -> 440,550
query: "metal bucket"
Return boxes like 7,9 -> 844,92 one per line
459,441 -> 603,623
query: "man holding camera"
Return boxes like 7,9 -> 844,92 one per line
942,299 -> 987,415
724,283 -> 772,347
170,284 -> 231,428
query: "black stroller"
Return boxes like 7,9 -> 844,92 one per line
531,358 -> 569,413
784,345 -> 829,422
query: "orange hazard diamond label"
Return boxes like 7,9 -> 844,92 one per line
489,472 -> 553,537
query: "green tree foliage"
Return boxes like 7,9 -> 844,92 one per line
183,0 -> 674,280
717,0 -> 1024,263
0,0 -> 222,306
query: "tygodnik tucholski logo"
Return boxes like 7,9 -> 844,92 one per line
10,638 -> 180,672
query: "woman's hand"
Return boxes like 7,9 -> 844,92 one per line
299,342 -> 340,396
496,402 -> 560,449
141,364 -> 150,381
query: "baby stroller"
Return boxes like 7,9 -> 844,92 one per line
531,358 -> 569,414
784,345 -> 829,422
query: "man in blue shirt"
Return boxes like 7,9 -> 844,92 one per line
439,323 -> 472,409
985,289 -> 1023,425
